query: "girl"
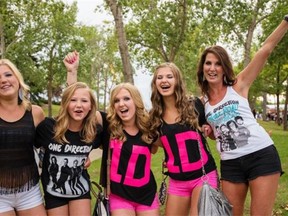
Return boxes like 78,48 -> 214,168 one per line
0,59 -> 46,216
103,83 -> 160,216
149,62 -> 218,216
35,82 -> 105,216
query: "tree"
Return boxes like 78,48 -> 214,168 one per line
105,0 -> 134,83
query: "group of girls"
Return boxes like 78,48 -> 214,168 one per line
0,15 -> 287,216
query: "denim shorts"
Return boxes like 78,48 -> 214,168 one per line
44,191 -> 91,210
0,183 -> 43,213
220,145 -> 283,183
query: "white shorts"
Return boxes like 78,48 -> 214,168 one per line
0,183 -> 44,213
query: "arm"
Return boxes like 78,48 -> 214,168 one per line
236,16 -> 288,97
151,142 -> 159,154
63,50 -> 79,85
32,105 -> 45,127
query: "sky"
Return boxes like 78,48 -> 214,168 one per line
63,0 -> 153,109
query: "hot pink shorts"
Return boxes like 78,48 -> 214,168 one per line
168,170 -> 218,197
109,193 -> 159,212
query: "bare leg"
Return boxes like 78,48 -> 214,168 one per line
222,180 -> 248,216
249,173 -> 280,216
165,194 -> 190,216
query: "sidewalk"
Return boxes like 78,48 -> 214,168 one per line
89,148 -> 103,161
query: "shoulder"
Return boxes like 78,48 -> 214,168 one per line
37,117 -> 55,129
31,105 -> 45,127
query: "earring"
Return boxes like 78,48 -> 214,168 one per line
18,88 -> 23,105
223,76 -> 227,84
203,75 -> 206,82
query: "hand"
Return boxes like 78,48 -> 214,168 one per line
202,124 -> 212,137
84,157 -> 91,169
63,50 -> 79,73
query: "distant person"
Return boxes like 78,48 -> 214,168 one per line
197,15 -> 287,215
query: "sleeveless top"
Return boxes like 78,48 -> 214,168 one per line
0,110 -> 39,195
204,86 -> 273,160
109,131 -> 157,206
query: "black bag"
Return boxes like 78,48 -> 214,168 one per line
198,181 -> 232,216
91,181 -> 110,216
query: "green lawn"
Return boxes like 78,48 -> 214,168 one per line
88,120 -> 288,216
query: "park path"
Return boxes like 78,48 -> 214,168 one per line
89,148 -> 103,161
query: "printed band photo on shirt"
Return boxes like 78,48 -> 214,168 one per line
47,154 -> 89,197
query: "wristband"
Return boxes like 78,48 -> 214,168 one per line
284,15 -> 288,22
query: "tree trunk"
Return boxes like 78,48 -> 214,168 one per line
0,12 -> 5,58
283,77 -> 288,130
105,0 -> 134,83
262,92 -> 267,121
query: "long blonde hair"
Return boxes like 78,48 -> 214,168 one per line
0,59 -> 31,110
150,62 -> 200,136
107,83 -> 155,144
53,82 -> 98,144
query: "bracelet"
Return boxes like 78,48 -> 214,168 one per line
284,15 -> 288,22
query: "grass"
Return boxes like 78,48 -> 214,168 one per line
88,120 -> 288,216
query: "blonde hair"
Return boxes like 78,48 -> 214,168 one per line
107,83 -> 154,144
0,59 -> 31,110
150,62 -> 200,136
54,82 -> 98,144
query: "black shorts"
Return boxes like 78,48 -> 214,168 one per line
44,191 -> 91,210
220,145 -> 283,183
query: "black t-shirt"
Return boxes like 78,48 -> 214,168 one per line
109,131 -> 157,206
35,117 -> 102,198
160,98 -> 217,181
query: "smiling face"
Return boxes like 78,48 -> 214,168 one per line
68,87 -> 92,124
203,53 -> 224,85
155,66 -> 176,97
114,88 -> 136,125
0,65 -> 19,99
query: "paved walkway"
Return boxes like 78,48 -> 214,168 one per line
89,148 -> 103,161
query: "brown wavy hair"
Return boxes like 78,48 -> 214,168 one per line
107,83 -> 154,144
150,62 -> 200,137
197,45 -> 236,100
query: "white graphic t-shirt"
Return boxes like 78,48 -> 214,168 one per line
204,86 -> 273,160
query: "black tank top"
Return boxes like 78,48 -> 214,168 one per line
0,110 -> 39,194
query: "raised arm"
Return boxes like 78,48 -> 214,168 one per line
63,50 -> 79,85
236,15 -> 288,96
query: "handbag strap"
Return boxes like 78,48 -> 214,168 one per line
106,141 -> 111,198
196,131 -> 208,179
91,181 -> 103,198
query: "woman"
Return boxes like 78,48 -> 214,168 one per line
197,15 -> 288,216
35,82 -> 105,216
0,59 -> 46,215
149,62 -> 218,216
103,83 -> 160,216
